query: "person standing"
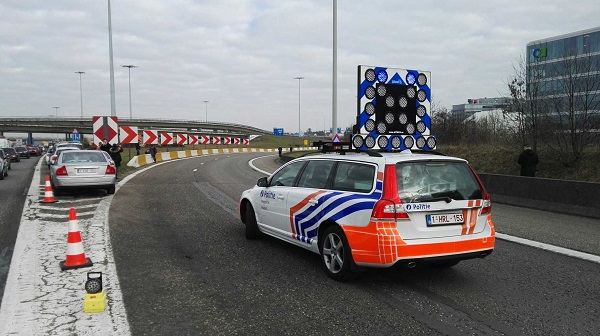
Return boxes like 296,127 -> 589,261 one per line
149,144 -> 157,163
109,143 -> 123,178
135,141 -> 141,155
99,139 -> 111,153
517,144 -> 539,177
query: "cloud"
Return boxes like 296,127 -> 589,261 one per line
1,0 -> 599,135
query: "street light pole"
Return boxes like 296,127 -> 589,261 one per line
122,65 -> 138,119
107,0 -> 116,116
203,100 -> 209,122
75,71 -> 85,117
294,77 -> 304,141
53,106 -> 60,117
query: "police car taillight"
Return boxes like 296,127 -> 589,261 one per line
371,165 -> 409,220
481,193 -> 492,215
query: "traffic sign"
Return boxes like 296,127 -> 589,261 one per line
119,126 -> 139,144
72,133 -> 80,141
160,132 -> 173,145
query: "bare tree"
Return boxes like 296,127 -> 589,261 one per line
545,51 -> 600,163
504,54 -> 548,151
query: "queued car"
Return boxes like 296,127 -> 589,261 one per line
2,147 -> 20,162
0,149 -> 9,180
239,147 -> 495,281
48,147 -> 80,167
14,146 -> 30,159
26,145 -> 40,156
50,149 -> 117,195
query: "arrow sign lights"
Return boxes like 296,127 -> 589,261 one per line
119,126 -> 139,144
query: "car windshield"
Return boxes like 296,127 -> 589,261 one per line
396,161 -> 482,203
60,151 -> 107,164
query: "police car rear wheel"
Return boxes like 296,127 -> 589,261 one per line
320,226 -> 356,281
245,204 -> 261,239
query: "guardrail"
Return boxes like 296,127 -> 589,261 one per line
478,174 -> 600,219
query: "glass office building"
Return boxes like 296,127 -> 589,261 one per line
526,26 -> 600,127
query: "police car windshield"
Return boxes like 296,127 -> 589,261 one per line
396,161 -> 482,203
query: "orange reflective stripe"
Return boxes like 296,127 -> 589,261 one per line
343,220 -> 494,265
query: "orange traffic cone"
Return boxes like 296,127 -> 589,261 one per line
60,208 -> 93,271
42,176 -> 57,203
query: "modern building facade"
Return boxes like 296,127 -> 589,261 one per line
526,26 -> 600,127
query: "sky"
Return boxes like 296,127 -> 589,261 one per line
1,0 -> 599,135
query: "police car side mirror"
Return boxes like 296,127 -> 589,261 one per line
257,177 -> 268,187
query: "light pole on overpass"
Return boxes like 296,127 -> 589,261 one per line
52,106 -> 60,117
122,65 -> 137,120
203,100 -> 209,122
75,71 -> 85,117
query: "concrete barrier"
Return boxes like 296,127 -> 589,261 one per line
479,174 -> 600,219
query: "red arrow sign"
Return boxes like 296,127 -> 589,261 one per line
223,137 -> 231,145
160,132 -> 173,145
212,136 -> 221,145
120,126 -> 139,144
243,139 -> 249,145
189,135 -> 198,145
177,134 -> 187,145
143,130 -> 158,145
234,138 -> 241,145
201,135 -> 210,145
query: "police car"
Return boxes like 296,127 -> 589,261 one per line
239,146 -> 495,281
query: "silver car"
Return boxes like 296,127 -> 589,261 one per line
48,147 -> 80,167
50,149 -> 117,195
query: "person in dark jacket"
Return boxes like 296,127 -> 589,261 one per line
109,143 -> 123,178
517,145 -> 539,177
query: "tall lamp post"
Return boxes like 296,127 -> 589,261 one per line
53,106 -> 60,117
122,65 -> 137,119
75,71 -> 85,117
203,100 -> 209,122
294,77 -> 304,144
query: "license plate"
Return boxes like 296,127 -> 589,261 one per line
77,168 -> 96,174
426,213 -> 464,226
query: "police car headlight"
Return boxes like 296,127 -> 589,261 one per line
365,119 -> 375,132
377,122 -> 387,134
378,85 -> 387,97
399,113 -> 408,125
417,90 -> 427,102
417,121 -> 427,133
386,95 -> 394,107
416,136 -> 426,149
365,86 -> 375,99
417,73 -> 428,86
399,96 -> 408,108
407,87 -> 416,99
406,123 -> 415,134
365,68 -> 376,82
385,112 -> 394,124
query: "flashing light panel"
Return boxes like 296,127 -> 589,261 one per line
355,65 -> 435,151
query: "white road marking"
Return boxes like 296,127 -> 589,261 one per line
496,233 -> 600,264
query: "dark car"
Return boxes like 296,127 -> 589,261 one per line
26,145 -> 40,156
15,146 -> 30,159
3,147 -> 20,162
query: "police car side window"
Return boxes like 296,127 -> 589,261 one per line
269,161 -> 305,187
333,162 -> 375,193
296,160 -> 334,189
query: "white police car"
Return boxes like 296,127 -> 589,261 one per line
239,148 -> 495,281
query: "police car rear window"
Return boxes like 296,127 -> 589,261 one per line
396,161 -> 482,203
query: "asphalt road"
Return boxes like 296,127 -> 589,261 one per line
109,153 -> 600,336
0,155 -> 38,304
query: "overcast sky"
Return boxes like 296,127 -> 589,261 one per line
1,1 -> 598,134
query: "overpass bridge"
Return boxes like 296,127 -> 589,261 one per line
0,117 -> 271,143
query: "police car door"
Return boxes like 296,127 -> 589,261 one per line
258,161 -> 306,238
285,160 -> 334,246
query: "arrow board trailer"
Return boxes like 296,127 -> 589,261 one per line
353,65 -> 436,151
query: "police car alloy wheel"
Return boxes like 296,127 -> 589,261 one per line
319,226 -> 356,281
244,204 -> 261,239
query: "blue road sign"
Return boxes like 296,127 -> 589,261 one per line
273,128 -> 284,136
72,133 -> 80,141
